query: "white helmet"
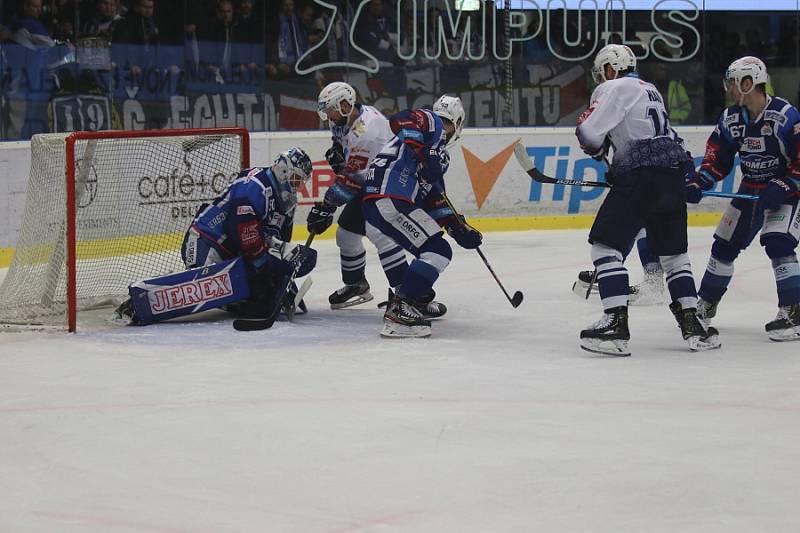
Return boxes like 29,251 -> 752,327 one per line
433,94 -> 465,146
592,44 -> 636,84
317,82 -> 356,121
724,56 -> 769,95
272,147 -> 312,192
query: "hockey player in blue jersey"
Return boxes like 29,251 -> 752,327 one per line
113,148 -> 317,326
686,56 -> 800,341
362,95 -> 482,338
308,82 -> 446,319
575,44 -> 720,355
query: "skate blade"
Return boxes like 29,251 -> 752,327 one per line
687,334 -> 722,351
572,280 -> 598,300
380,321 -> 431,338
579,338 -> 630,356
330,292 -> 374,310
767,327 -> 800,342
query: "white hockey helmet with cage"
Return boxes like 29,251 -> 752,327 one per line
592,44 -> 637,84
272,147 -> 312,191
433,94 -> 465,145
317,82 -> 356,121
724,56 -> 769,95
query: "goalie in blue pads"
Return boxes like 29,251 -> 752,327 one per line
113,148 -> 317,326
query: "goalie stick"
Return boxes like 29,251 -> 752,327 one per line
513,141 -> 760,201
233,233 -> 316,332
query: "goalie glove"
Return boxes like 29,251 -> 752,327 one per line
325,141 -> 345,174
446,214 -> 482,250
307,202 -> 337,234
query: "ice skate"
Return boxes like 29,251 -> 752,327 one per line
379,289 -> 447,320
329,279 -> 373,309
579,306 -> 631,356
765,304 -> 800,342
380,290 -> 431,338
572,270 -> 599,299
669,302 -> 721,351
696,298 -> 718,321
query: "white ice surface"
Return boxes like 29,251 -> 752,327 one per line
1,228 -> 799,533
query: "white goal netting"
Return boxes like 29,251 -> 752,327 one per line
0,130 -> 246,329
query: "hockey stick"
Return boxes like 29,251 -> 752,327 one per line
233,233 -> 316,332
476,247 -> 524,308
513,141 -> 609,188
442,194 -> 523,308
701,190 -> 758,201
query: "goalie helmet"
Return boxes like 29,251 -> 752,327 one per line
724,56 -> 769,95
271,147 -> 312,214
317,82 -> 356,122
592,44 -> 636,84
433,94 -> 465,146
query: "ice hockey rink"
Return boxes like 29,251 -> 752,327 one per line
1,227 -> 799,533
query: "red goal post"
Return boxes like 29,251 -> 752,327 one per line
0,127 -> 250,332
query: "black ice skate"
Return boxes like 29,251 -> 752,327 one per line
696,298 -> 718,321
669,302 -> 721,351
378,289 -> 447,320
579,306 -> 631,356
381,290 -> 431,338
329,279 -> 373,309
765,304 -> 800,342
572,270 -> 658,305
111,298 -> 139,326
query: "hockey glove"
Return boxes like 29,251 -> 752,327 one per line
325,141 -> 346,174
307,202 -> 337,235
759,177 -> 798,211
686,169 -> 715,204
447,215 -> 482,249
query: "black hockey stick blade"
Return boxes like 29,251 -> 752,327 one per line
510,290 -> 524,308
513,141 -> 610,188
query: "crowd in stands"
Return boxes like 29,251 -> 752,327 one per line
0,0 -> 798,126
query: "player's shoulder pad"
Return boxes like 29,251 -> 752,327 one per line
765,97 -> 799,132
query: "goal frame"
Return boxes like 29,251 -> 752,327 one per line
62,127 -> 250,332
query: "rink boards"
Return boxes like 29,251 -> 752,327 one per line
0,127 -> 735,268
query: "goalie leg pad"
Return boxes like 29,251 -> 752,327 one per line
129,258 -> 250,325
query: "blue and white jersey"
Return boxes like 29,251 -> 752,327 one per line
576,73 -> 688,174
191,167 -> 294,262
363,108 -> 449,204
700,96 -> 800,193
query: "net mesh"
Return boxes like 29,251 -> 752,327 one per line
0,131 -> 244,328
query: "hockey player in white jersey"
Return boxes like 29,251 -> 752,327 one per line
309,82 -> 446,319
575,44 -> 720,355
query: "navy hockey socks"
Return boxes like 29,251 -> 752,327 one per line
773,255 -> 800,307
399,259 -> 440,299
379,245 -> 408,288
340,249 -> 367,284
592,244 -> 629,311
660,253 -> 698,309
698,255 -> 734,304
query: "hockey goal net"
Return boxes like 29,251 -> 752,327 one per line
0,128 -> 250,331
